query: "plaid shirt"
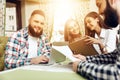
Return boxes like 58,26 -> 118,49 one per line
77,43 -> 120,80
5,27 -> 51,69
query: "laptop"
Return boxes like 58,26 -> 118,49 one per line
47,41 -> 69,65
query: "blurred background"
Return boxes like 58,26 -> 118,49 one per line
0,0 -> 98,41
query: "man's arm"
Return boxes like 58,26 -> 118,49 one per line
73,61 -> 120,80
5,52 -> 31,69
29,34 -> 51,64
86,50 -> 118,64
39,34 -> 51,58
5,33 -> 31,69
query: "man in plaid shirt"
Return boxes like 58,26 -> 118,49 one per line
72,0 -> 120,79
5,10 -> 51,69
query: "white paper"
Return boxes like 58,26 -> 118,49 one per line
52,45 -> 79,62
21,64 -> 73,72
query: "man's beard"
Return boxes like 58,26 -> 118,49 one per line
103,0 -> 119,28
28,25 -> 43,38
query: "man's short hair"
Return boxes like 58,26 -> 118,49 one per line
31,10 -> 45,18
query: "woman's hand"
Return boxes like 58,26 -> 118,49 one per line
84,35 -> 107,53
84,35 -> 100,45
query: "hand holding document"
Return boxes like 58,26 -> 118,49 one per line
68,37 -> 98,56
52,45 -> 79,62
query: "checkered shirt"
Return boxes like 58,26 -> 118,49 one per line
5,27 -> 51,69
77,44 -> 120,80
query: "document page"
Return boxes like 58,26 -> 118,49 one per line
52,45 -> 79,62
68,37 -> 98,56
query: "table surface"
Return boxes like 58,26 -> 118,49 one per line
0,63 -> 86,80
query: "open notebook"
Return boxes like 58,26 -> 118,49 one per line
68,37 -> 98,56
48,39 -> 98,65
48,42 -> 79,65
47,42 -> 79,65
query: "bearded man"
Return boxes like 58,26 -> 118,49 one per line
5,10 -> 51,69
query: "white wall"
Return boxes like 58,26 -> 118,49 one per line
0,0 -> 5,36
89,0 -> 98,12
21,1 -> 40,27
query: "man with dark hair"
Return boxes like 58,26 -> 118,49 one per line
5,10 -> 51,69
72,0 -> 120,79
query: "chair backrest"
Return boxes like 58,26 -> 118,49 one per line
0,36 -> 8,71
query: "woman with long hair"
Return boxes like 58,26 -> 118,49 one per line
84,12 -> 117,54
64,18 -> 82,43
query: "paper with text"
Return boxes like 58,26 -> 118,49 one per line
52,45 -> 79,62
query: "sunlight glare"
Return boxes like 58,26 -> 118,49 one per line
53,0 -> 76,31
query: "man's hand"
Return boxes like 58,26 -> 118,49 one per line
73,54 -> 86,61
72,54 -> 86,72
72,61 -> 80,72
30,55 -> 49,64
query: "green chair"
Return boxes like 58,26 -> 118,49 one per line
0,36 -> 8,71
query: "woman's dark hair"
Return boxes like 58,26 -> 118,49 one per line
84,12 -> 109,37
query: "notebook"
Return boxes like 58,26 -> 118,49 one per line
68,37 -> 98,56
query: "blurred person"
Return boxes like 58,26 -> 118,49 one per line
84,11 -> 117,54
64,18 -> 82,43
5,10 -> 51,69
72,0 -> 120,79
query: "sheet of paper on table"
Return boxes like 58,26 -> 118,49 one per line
52,45 -> 79,62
